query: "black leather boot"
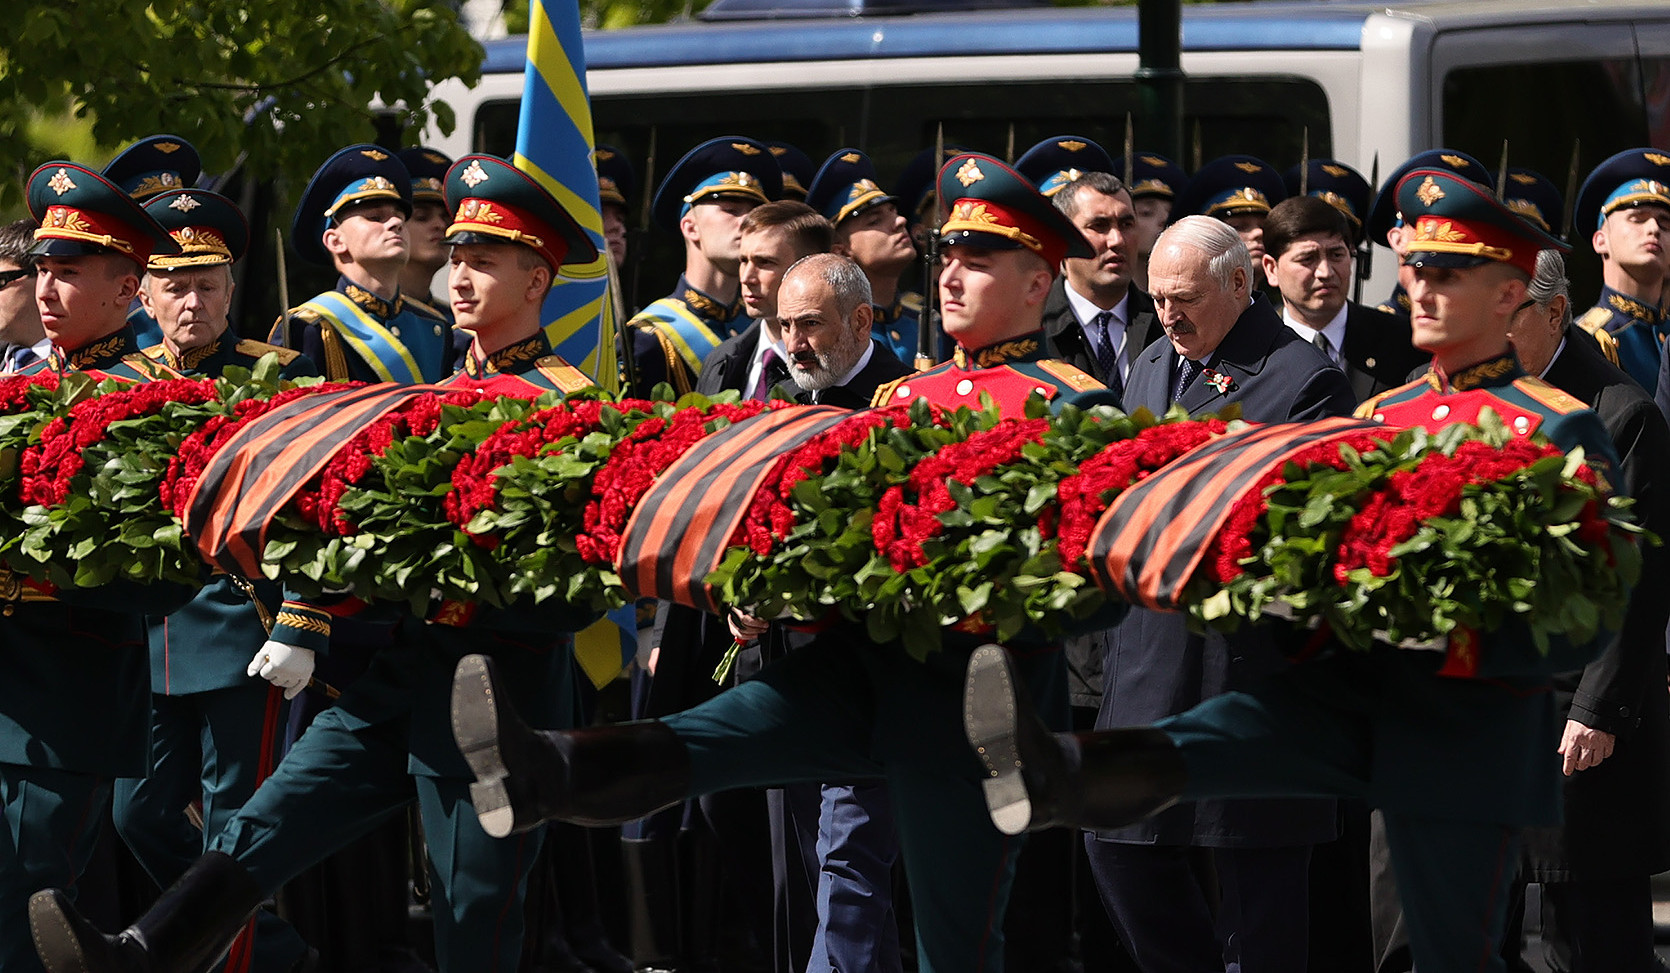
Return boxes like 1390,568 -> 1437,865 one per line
30,851 -> 266,973
962,644 -> 1187,834
621,834 -> 682,972
452,654 -> 692,836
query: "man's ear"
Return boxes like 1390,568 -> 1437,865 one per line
851,301 -> 874,336
322,226 -> 350,261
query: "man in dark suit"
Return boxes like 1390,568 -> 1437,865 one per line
1039,170 -> 1162,397
776,253 -> 912,407
694,201 -> 833,398
1262,195 -> 1427,403
1086,215 -> 1354,973
644,199 -> 834,972
1505,249 -> 1670,971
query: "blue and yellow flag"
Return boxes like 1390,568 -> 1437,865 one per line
514,0 -> 620,394
517,1 -> 633,685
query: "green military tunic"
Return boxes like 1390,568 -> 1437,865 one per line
208,331 -> 598,973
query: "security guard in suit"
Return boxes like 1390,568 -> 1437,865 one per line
962,167 -> 1620,973
625,137 -> 780,397
270,144 -> 458,384
1572,148 -> 1670,391
450,151 -> 1117,973
1365,149 -> 1496,321
807,148 -> 924,365
4,160 -> 191,973
31,155 -> 600,973
105,188 -> 319,973
103,134 -> 203,350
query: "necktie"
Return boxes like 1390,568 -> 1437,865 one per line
1312,330 -> 1336,366
4,345 -> 36,373
750,347 -> 784,402
1173,356 -> 1201,402
1089,311 -> 1125,399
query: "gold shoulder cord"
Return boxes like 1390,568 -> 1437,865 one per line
319,323 -> 351,382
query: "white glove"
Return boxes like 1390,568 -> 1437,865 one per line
247,640 -> 316,700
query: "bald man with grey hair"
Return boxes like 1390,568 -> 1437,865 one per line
777,253 -> 910,405
1083,212 -> 1354,973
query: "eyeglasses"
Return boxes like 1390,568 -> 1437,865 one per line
0,267 -> 36,290
1513,298 -> 1538,316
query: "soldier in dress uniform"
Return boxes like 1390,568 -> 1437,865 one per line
102,135 -> 203,350
1172,154 -> 1287,268
397,146 -> 456,321
766,141 -> 816,203
961,166 -> 1619,973
806,148 -> 922,364
624,136 -> 780,397
1285,159 -> 1372,244
448,151 -> 1116,973
1572,148 -> 1670,391
1119,151 -> 1188,293
0,160 -> 191,973
31,154 -> 600,973
270,144 -> 458,384
894,143 -> 969,251
106,187 -> 319,973
594,144 -> 635,270
1365,149 -> 1495,321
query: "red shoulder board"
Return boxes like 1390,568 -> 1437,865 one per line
877,364 -> 1056,418
1365,388 -> 1544,438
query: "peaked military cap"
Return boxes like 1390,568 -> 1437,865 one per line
765,142 -> 815,201
1174,155 -> 1286,221
1397,168 -> 1567,278
593,144 -> 636,209
1574,147 -> 1670,237
444,154 -> 596,272
144,189 -> 249,270
103,135 -> 201,202
1283,159 -> 1371,237
650,137 -> 780,233
290,144 -> 414,267
1015,136 -> 1117,198
807,148 -> 895,225
398,146 -> 453,204
895,144 -> 971,224
1366,149 -> 1493,248
27,161 -> 180,266
936,152 -> 1093,268
1120,152 -> 1188,202
1500,167 -> 1562,235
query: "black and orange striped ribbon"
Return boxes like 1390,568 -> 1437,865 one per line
184,384 -> 446,577
1088,417 -> 1383,610
615,405 -> 854,612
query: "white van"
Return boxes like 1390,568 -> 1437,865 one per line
425,0 -> 1670,300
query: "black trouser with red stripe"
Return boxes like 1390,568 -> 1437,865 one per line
111,683 -> 309,973
661,630 -> 1069,973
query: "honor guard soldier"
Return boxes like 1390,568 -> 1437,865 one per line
110,187 -> 319,973
271,144 -> 458,384
1573,148 -> 1670,390
962,166 -> 1617,973
625,136 -> 780,397
807,148 -> 923,364
446,151 -> 1113,973
1119,151 -> 1188,292
1285,159 -> 1372,244
103,135 -> 203,350
894,143 -> 968,250
1,160 -> 193,973
594,144 -> 635,270
19,162 -> 181,381
1172,154 -> 1287,266
766,141 -> 816,202
397,146 -> 457,321
872,152 -> 1121,417
1365,148 -> 1494,320
1017,135 -> 1117,201
31,154 -> 601,973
